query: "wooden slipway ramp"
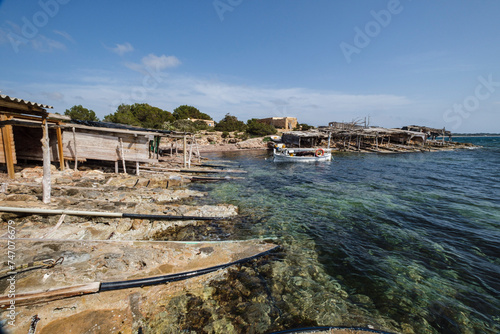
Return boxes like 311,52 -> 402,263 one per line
0,239 -> 277,333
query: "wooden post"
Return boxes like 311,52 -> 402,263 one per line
376,133 -> 379,150
119,138 -> 126,174
442,128 -> 445,144
156,137 -> 160,160
72,127 -> 78,171
194,137 -> 201,163
188,135 -> 194,168
41,118 -> 51,204
115,161 -> 119,174
183,135 -> 187,168
56,123 -> 64,171
1,115 -> 15,179
136,161 -> 140,176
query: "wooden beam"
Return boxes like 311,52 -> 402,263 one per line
0,115 -> 15,179
188,135 -> 194,168
119,137 -> 126,174
183,135 -> 187,168
72,127 -> 78,171
140,166 -> 246,174
0,113 -> 59,123
0,282 -> 100,308
56,123 -> 64,171
41,118 -> 51,204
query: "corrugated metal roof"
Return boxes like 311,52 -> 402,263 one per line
0,94 -> 53,109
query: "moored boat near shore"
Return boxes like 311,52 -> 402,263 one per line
273,146 -> 333,162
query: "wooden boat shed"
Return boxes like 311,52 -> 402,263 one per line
0,94 -> 56,179
0,94 -> 187,202
282,126 -> 433,149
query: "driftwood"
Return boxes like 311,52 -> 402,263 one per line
41,214 -> 66,239
41,120 -> 51,204
140,166 -> 246,174
188,176 -> 245,181
0,206 -> 225,221
0,283 -> 101,307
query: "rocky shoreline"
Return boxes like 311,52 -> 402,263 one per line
168,131 -> 478,155
0,136 -> 479,333
0,162 -> 280,333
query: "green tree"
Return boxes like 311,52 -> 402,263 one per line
173,105 -> 212,120
103,103 -> 175,129
193,120 -> 209,131
65,105 -> 99,121
293,123 -> 314,131
246,118 -> 277,136
133,103 -> 174,129
103,104 -> 140,126
214,114 -> 247,132
172,119 -> 197,132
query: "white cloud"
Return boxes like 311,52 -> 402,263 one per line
8,72 -> 411,127
42,91 -> 64,101
10,70 -> 496,132
141,54 -> 181,70
108,42 -> 134,56
124,53 -> 181,76
123,61 -> 146,74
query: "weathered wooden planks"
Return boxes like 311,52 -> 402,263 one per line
0,283 -> 101,308
63,130 -> 151,162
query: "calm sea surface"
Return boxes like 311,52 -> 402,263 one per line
193,137 -> 499,333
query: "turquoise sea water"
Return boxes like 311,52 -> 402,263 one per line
192,137 -> 499,333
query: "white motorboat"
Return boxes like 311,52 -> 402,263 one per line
273,146 -> 332,162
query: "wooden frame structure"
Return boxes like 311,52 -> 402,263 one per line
0,94 -> 56,203
0,96 -> 190,175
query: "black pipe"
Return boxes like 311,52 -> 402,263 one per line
100,245 -> 280,291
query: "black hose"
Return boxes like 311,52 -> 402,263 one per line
122,213 -> 224,221
100,245 -> 280,291
268,326 -> 396,334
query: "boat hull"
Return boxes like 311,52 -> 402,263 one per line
273,149 -> 332,162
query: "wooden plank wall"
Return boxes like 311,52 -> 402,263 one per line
12,126 -> 153,163
62,130 -> 152,162
0,125 -> 17,164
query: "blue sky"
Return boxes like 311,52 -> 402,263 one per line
1,0 -> 499,132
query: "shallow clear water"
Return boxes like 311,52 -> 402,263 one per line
195,137 -> 499,333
